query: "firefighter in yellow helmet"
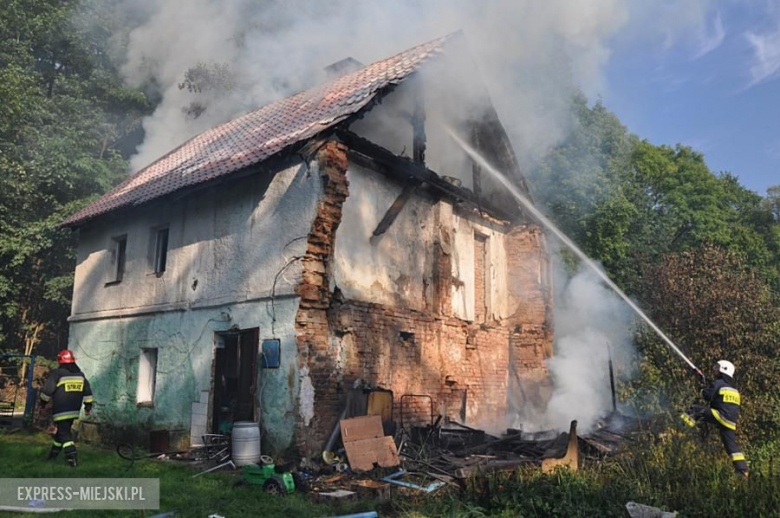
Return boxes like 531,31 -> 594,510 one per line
39,350 -> 93,467
682,360 -> 748,477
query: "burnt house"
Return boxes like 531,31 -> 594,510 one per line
62,33 -> 554,455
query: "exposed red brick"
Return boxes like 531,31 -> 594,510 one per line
294,141 -> 350,454
293,143 -> 553,459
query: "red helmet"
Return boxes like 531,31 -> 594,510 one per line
57,350 -> 76,364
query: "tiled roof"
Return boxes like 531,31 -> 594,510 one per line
63,34 -> 453,227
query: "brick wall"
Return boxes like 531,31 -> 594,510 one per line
293,141 -> 552,457
294,142 -> 350,453
327,301 -> 511,429
505,226 -> 554,407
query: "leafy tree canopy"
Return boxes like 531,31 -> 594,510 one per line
532,94 -> 780,291
0,0 -> 149,356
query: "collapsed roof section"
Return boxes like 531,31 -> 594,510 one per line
62,32 -> 528,228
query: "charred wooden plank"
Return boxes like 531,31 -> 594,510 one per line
373,184 -> 417,236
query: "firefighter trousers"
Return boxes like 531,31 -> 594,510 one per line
691,404 -> 748,474
49,419 -> 77,460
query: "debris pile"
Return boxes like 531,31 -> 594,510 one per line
121,387 -> 651,504
297,404 -> 651,501
396,412 -> 648,481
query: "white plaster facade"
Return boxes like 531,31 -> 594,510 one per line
334,163 -> 512,321
69,161 -> 321,450
71,161 -> 317,318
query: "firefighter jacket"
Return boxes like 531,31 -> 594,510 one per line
40,364 -> 93,422
702,375 -> 740,430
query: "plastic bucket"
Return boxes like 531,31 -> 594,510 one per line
231,421 -> 261,466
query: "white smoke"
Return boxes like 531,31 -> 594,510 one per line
542,259 -> 636,433
112,0 -> 716,172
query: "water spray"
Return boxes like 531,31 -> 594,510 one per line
444,126 -> 704,380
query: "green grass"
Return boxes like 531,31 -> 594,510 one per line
0,430 -> 376,517
3,428 -> 779,517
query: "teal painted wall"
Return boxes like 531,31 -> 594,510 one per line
69,296 -> 302,453
68,159 -> 323,453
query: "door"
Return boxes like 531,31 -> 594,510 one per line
212,328 -> 259,433
235,328 -> 259,422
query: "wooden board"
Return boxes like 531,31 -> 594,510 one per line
367,390 -> 393,424
340,415 -> 384,442
340,416 -> 400,471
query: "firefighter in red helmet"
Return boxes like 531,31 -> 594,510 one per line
39,350 -> 93,467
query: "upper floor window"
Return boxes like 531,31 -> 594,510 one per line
154,227 -> 169,275
108,235 -> 127,284
474,233 -> 489,323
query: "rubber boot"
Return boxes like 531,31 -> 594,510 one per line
47,447 -> 61,461
66,452 -> 78,468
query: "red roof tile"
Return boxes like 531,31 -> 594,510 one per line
63,34 -> 453,227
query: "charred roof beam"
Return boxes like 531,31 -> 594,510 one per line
372,183 -> 418,237
411,79 -> 426,166
336,130 -> 513,223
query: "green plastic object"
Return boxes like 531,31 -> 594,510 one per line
242,463 -> 295,495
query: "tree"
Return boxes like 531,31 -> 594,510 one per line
531,93 -> 636,248
534,95 -> 780,443
179,62 -> 236,119
533,96 -> 779,293
0,0 -> 149,358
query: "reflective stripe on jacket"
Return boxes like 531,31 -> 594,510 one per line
40,366 -> 93,421
702,376 -> 740,429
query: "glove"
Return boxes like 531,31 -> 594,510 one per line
84,403 -> 92,416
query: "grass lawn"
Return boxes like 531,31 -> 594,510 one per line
4,427 -> 778,517
0,430 -> 378,517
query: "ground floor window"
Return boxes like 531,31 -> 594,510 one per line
137,348 -> 158,405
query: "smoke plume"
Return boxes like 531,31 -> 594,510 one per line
113,0 -> 713,172
542,259 -> 636,432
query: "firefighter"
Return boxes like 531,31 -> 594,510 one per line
39,350 -> 93,467
682,360 -> 748,477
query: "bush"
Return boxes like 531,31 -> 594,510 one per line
631,246 -> 780,444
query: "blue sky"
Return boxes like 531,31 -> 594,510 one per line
602,3 -> 779,195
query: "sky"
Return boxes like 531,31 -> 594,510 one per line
602,2 -> 779,195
